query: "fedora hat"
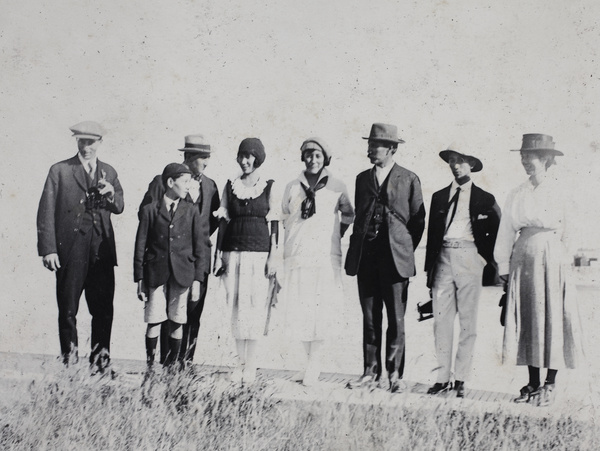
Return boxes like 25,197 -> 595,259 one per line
69,121 -> 105,140
511,133 -> 563,156
179,134 -> 212,154
362,123 -> 405,144
439,144 -> 483,172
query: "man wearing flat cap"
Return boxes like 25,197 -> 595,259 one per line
138,134 -> 220,367
424,145 -> 500,398
37,121 -> 124,373
345,123 -> 426,392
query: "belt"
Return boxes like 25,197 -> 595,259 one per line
442,240 -> 476,248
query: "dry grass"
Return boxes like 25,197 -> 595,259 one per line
1,367 -> 598,451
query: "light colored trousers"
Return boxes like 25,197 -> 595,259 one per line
432,245 -> 485,383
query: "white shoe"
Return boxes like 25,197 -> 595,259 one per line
290,371 -> 305,382
230,366 -> 244,383
243,367 -> 257,384
302,368 -> 320,386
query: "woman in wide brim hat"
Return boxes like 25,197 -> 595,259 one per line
280,137 -> 355,386
494,133 -> 582,407
213,137 -> 279,384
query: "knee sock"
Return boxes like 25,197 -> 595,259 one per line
145,336 -> 158,365
545,369 -> 558,385
164,337 -> 182,366
527,365 -> 540,389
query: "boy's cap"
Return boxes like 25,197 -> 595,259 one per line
161,163 -> 192,186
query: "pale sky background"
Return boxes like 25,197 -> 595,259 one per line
1,0 -> 599,360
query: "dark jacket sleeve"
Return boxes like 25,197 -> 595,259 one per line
407,174 -> 426,249
192,207 -> 204,281
209,180 -> 220,236
104,168 -> 124,215
133,207 -> 151,282
138,175 -> 163,220
37,167 -> 58,257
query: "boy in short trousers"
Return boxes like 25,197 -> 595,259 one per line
134,163 -> 203,369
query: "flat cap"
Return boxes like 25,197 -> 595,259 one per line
69,121 -> 105,140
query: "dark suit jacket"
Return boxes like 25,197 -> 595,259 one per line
345,163 -> 426,278
37,155 -> 124,266
424,183 -> 501,288
138,174 -> 219,277
134,200 -> 204,287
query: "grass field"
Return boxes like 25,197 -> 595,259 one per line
1,366 -> 598,451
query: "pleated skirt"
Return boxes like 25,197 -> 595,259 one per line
503,227 -> 583,368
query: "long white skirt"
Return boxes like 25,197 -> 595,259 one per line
503,227 -> 583,369
223,251 -> 270,340
283,261 -> 343,342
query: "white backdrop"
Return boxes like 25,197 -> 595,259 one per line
1,0 -> 599,364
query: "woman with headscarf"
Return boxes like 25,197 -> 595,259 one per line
494,133 -> 582,407
281,137 -> 355,385
213,138 -> 279,384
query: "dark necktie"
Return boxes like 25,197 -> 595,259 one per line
445,187 -> 461,233
300,176 -> 328,219
169,202 -> 175,220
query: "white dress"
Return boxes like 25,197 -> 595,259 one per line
281,169 -> 354,341
494,173 -> 582,368
216,174 -> 280,339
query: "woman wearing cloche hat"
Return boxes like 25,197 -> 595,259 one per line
494,133 -> 583,407
212,138 -> 279,384
280,137 -> 355,386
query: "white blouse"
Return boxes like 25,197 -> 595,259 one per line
494,173 -> 568,275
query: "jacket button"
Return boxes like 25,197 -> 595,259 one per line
74,228 -> 78,232
169,224 -> 174,229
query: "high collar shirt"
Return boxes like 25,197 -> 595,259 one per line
188,175 -> 201,203
163,196 -> 181,214
374,161 -> 394,187
444,179 -> 474,242
77,153 -> 98,178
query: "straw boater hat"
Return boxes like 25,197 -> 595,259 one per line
362,123 -> 405,144
439,144 -> 483,172
511,133 -> 563,156
69,121 -> 105,140
178,134 -> 212,155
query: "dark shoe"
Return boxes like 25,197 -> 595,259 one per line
346,374 -> 377,390
427,382 -> 452,395
389,376 -> 407,393
537,384 -> 556,407
513,385 -> 540,404
454,380 -> 465,398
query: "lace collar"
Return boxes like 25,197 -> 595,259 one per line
230,173 -> 269,200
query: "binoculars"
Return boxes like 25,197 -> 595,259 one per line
85,186 -> 108,210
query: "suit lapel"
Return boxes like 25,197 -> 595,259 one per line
71,156 -> 89,191
171,201 -> 185,223
469,184 -> 481,223
385,163 -> 400,198
158,200 -> 171,223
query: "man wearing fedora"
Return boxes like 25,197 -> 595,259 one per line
345,123 -> 426,392
424,145 -> 500,398
139,134 -> 220,368
37,121 -> 124,374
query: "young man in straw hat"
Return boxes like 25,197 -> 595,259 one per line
424,144 -> 501,398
